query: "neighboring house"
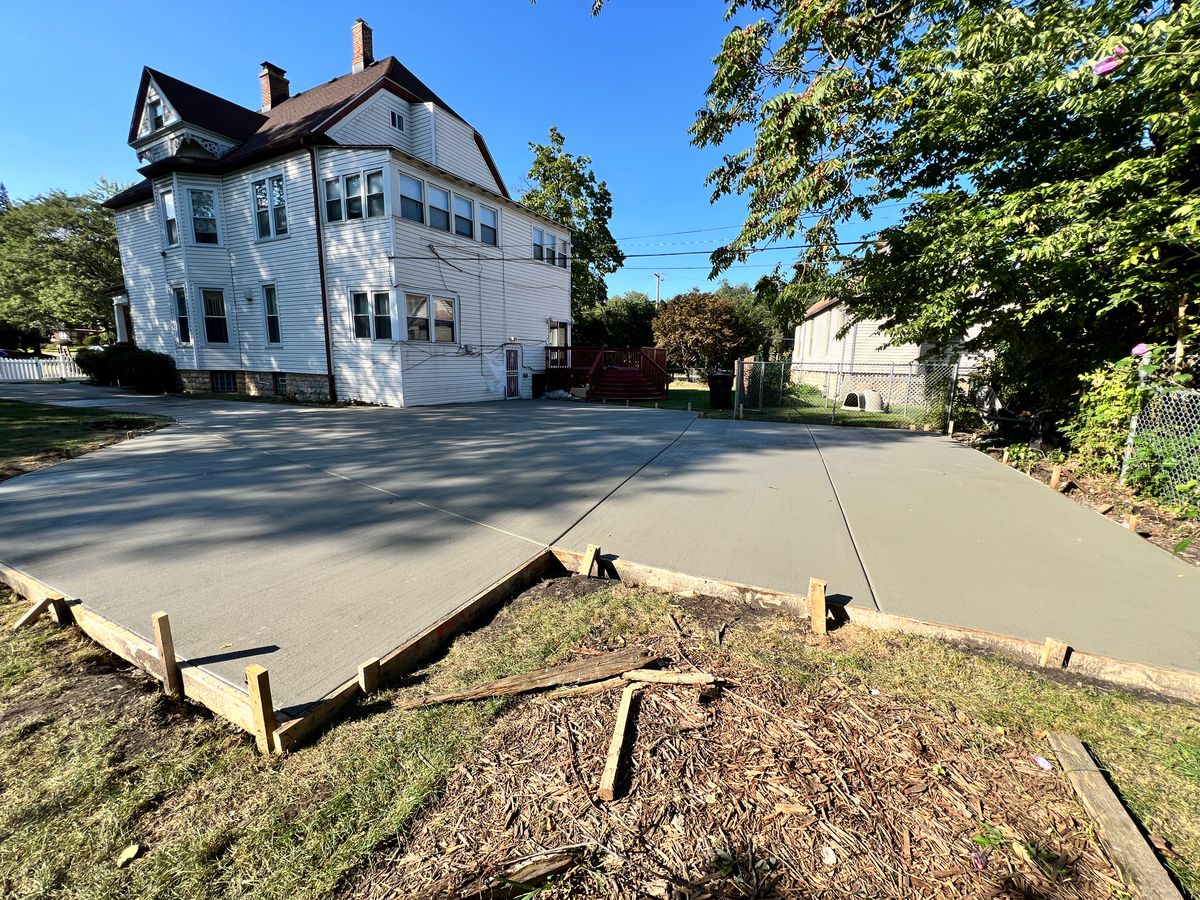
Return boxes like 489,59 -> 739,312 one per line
791,297 -> 926,368
103,19 -> 571,406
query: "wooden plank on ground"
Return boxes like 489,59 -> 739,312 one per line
621,669 -> 715,685
399,646 -> 658,709
597,682 -> 639,801
246,665 -> 276,756
808,577 -> 829,635
548,676 -> 625,699
0,561 -> 67,603
578,544 -> 601,577
11,597 -> 52,631
152,611 -> 183,700
1040,637 -> 1070,669
358,657 -> 381,694
1048,733 -> 1183,900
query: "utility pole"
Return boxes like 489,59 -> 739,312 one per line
652,272 -> 667,303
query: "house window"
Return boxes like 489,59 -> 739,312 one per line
545,233 -> 557,266
479,206 -> 498,246
253,174 -> 288,239
201,289 -> 229,344
390,110 -> 404,131
453,196 -> 474,238
399,174 -> 424,223
532,228 -> 544,260
373,291 -> 393,339
365,170 -> 386,218
324,177 -> 343,222
263,284 -> 281,344
210,371 -> 237,393
434,296 -> 456,343
558,240 -> 569,268
351,292 -> 371,338
148,100 -> 164,131
344,173 -> 363,220
190,189 -> 218,244
405,293 -> 430,341
428,186 -> 451,232
173,286 -> 190,344
160,189 -> 178,246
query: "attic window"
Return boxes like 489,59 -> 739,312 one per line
148,100 -> 164,131
390,110 -> 404,131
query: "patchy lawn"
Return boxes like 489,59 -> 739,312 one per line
1,581 -> 1196,898
0,399 -> 170,481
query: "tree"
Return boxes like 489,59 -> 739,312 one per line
520,127 -> 624,319
574,290 -> 657,347
653,289 -> 760,369
0,186 -> 122,344
592,0 -> 1200,414
0,183 -> 11,213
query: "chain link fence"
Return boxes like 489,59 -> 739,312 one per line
736,360 -> 961,430
1122,387 -> 1200,506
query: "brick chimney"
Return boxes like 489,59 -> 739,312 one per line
352,18 -> 374,74
259,62 -> 290,111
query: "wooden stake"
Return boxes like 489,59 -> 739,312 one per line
151,612 -> 183,700
47,598 -> 70,625
1048,733 -> 1183,900
11,597 -> 52,632
1039,638 -> 1070,669
358,657 -> 381,694
579,544 -> 601,578
1049,465 -> 1063,491
598,683 -> 639,801
245,665 -> 276,755
1127,514 -> 1140,532
1001,448 -> 1010,465
808,577 -> 829,635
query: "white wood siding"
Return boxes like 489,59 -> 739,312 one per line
431,107 -> 500,193
792,306 -> 922,367
327,92 -> 414,154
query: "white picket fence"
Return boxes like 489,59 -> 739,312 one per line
0,355 -> 87,382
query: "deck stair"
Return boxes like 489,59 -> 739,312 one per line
544,346 -> 670,402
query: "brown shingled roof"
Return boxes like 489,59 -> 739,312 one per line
107,57 -> 506,211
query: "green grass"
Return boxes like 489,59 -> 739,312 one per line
630,382 -> 940,429
0,399 -> 170,472
3,581 -> 1197,897
725,620 -> 1200,893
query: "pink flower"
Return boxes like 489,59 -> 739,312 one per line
1094,46 -> 1127,76
1131,342 -> 1150,357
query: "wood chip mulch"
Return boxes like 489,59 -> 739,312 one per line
351,636 -> 1123,899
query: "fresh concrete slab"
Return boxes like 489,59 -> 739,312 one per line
807,426 -> 1199,672
560,418 -> 876,608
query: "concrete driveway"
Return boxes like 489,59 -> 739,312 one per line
1,383 -> 1195,716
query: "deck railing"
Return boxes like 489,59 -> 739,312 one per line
544,346 -> 670,397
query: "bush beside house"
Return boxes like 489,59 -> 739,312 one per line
75,346 -> 179,395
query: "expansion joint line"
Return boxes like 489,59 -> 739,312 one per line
803,425 -> 881,612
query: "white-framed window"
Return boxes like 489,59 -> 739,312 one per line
399,174 -> 424,223
559,240 -> 569,268
453,195 -> 474,238
545,233 -> 557,266
324,177 -> 343,222
201,288 -> 229,344
148,99 -> 164,131
189,189 -> 219,245
532,228 -> 544,260
252,174 -> 288,239
351,290 -> 393,340
479,205 -> 498,246
344,173 -> 363,220
428,186 -> 451,232
365,170 -> 386,218
404,292 -> 457,343
160,189 -> 178,246
263,283 -> 281,345
172,286 -> 190,344
390,110 -> 404,131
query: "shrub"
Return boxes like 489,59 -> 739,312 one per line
1061,358 -> 1142,475
75,345 -> 178,394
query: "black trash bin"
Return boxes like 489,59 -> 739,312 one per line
707,372 -> 734,410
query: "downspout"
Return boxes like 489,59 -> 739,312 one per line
307,141 -> 338,402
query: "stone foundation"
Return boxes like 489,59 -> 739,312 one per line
178,369 -> 331,403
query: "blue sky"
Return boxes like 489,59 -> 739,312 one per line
0,0 -> 896,299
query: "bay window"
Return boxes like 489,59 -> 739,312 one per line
173,286 -> 190,344
160,189 -> 178,246
365,170 -> 386,218
189,189 -> 218,244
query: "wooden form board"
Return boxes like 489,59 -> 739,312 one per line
548,548 -> 1200,704
1048,733 -> 1182,899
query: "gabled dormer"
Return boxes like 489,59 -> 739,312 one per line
127,67 -> 266,164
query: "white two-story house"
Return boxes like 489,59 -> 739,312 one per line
104,19 -> 572,406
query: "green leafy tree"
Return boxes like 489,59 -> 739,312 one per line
0,183 -> 11,213
520,127 -> 624,319
574,290 -> 658,346
653,289 -> 759,369
0,186 -> 122,343
592,0 -> 1199,415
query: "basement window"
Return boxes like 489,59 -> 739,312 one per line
210,371 -> 237,393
